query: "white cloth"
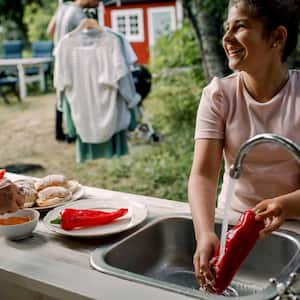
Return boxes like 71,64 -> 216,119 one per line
105,28 -> 138,66
124,37 -> 138,66
53,2 -> 86,46
54,31 -> 129,143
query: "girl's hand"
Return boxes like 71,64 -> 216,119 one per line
0,178 -> 25,214
253,199 -> 287,238
193,232 -> 219,292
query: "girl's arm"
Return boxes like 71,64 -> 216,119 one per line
188,138 -> 223,289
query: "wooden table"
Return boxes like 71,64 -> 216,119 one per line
0,57 -> 53,100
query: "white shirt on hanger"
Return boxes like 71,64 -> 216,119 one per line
54,30 -> 130,144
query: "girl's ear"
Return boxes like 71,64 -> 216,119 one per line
271,26 -> 288,50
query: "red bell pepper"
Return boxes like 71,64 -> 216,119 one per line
57,208 -> 112,218
210,210 -> 265,294
0,169 -> 5,180
51,208 -> 128,230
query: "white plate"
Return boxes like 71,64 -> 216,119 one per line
33,185 -> 85,211
43,198 -> 148,237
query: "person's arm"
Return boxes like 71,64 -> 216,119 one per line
254,188 -> 300,237
0,178 -> 25,214
188,138 -> 223,290
47,15 -> 56,38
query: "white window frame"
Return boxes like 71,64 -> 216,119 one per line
147,6 -> 176,47
111,9 -> 144,42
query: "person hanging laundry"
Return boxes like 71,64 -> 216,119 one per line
47,0 -> 99,142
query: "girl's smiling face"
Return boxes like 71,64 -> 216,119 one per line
223,4 -> 275,73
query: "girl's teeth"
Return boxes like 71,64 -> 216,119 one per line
229,49 -> 242,56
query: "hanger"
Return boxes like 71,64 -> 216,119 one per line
69,19 -> 104,37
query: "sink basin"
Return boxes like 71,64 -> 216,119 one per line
90,215 -> 300,299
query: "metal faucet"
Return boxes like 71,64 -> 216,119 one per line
229,133 -> 300,179
270,273 -> 299,300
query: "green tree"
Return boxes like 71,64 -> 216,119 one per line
182,0 -> 229,81
0,0 -> 56,47
0,1 -> 27,44
0,1 -> 26,33
23,2 -> 56,42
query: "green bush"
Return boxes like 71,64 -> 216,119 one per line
0,18 -> 23,40
150,21 -> 201,72
106,127 -> 195,201
149,72 -> 204,134
118,22 -> 205,201
23,2 -> 56,42
296,33 -> 300,68
148,21 -> 204,134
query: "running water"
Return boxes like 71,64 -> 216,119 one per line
219,178 -> 237,260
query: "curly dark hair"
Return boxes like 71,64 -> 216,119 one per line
228,0 -> 300,62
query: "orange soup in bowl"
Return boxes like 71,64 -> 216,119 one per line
0,216 -> 32,225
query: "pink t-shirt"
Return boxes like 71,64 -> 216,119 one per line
195,70 -> 300,213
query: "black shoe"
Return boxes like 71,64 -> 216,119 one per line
66,135 -> 76,143
56,133 -> 66,141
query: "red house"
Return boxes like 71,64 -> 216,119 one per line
99,0 -> 183,64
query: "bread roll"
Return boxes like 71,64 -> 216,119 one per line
35,174 -> 67,191
14,178 -> 36,189
37,186 -> 71,207
23,190 -> 38,208
14,179 -> 38,208
67,180 -> 80,193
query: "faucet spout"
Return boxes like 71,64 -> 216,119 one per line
229,133 -> 300,179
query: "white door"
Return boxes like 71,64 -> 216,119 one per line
147,6 -> 176,47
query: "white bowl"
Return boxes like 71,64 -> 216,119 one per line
0,208 -> 40,240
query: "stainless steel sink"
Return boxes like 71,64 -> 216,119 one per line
90,215 -> 300,299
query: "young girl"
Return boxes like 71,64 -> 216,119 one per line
188,0 -> 300,291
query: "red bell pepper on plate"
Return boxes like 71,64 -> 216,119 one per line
51,208 -> 128,230
210,210 -> 265,294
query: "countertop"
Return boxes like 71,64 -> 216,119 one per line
0,173 -> 194,300
1,173 -> 300,300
